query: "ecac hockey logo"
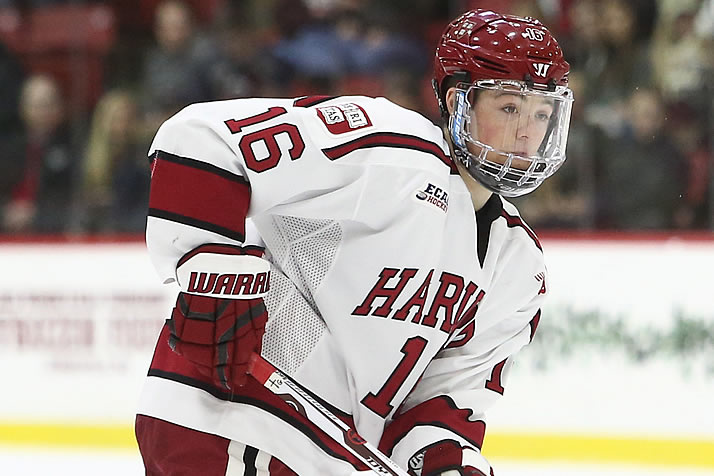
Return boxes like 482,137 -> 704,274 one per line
415,182 -> 448,213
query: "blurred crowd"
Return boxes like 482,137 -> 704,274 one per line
0,0 -> 711,235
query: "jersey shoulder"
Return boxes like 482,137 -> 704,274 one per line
148,97 -> 296,167
289,95 -> 453,172
148,95 -> 453,177
154,95 -> 443,149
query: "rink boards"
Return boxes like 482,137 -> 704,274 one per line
0,234 -> 712,468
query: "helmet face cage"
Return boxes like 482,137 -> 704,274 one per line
449,80 -> 574,197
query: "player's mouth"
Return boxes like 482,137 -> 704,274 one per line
498,151 -> 532,170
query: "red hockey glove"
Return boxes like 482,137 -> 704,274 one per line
422,440 -> 494,476
167,292 -> 267,389
166,244 -> 271,390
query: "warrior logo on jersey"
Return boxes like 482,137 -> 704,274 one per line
316,103 -> 373,134
415,182 -> 449,213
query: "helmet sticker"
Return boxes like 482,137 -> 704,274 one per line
523,27 -> 545,41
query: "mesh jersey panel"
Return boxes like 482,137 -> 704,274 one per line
261,216 -> 342,375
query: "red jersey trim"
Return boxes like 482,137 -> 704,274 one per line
322,132 -> 458,174
500,210 -> 542,251
529,309 -> 541,343
293,96 -> 337,108
378,396 -> 486,455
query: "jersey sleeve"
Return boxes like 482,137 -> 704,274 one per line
146,99 -> 262,284
378,229 -> 547,470
145,96 -> 447,285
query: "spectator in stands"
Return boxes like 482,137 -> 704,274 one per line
140,0 -> 215,133
200,2 -> 272,100
268,0 -> 352,93
651,1 -> 712,105
78,89 -> 150,233
560,0 -> 608,82
665,102 -> 712,229
0,74 -> 79,233
580,0 -> 656,138
343,4 -> 427,76
268,0 -> 428,96
595,87 -> 689,229
380,69 -> 426,115
0,42 -> 24,137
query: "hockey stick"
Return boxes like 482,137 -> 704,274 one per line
248,353 -> 410,476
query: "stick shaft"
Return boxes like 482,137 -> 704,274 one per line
248,353 -> 410,476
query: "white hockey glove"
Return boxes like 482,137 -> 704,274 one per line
421,440 -> 494,476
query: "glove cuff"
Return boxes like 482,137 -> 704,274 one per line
176,244 -> 271,299
421,440 -> 493,476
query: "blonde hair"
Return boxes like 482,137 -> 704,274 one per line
83,90 -> 138,197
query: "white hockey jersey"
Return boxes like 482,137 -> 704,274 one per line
137,95 -> 547,475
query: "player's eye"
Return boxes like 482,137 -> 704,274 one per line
502,105 -> 518,114
535,111 -> 551,122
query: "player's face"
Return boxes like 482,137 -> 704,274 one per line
469,90 -> 553,169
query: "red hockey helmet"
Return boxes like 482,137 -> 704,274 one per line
434,9 -> 570,107
434,9 -> 574,197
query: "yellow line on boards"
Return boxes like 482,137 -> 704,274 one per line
0,423 -> 137,450
483,432 -> 714,468
1,424 -> 713,468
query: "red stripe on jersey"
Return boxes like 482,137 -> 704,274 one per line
322,132 -> 457,173
148,325 -> 369,472
529,309 -> 541,343
293,96 -> 336,107
500,210 -> 542,251
149,151 -> 250,242
378,396 -> 486,455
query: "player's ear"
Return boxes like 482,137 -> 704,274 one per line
445,87 -> 457,115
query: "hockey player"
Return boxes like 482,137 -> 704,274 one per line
135,8 -> 573,476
